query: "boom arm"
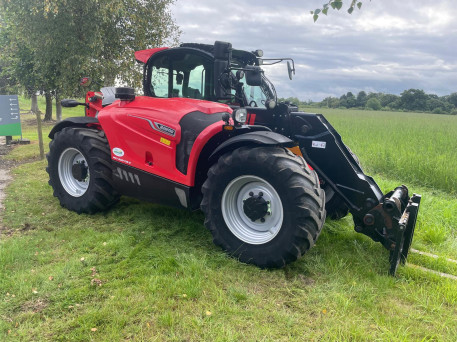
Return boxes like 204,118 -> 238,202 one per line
292,112 -> 421,275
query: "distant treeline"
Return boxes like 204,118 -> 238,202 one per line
280,89 -> 457,115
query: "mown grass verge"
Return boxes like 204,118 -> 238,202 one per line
1,99 -> 456,341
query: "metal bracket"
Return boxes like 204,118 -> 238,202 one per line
389,194 -> 422,275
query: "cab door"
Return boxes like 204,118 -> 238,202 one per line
145,48 -> 214,101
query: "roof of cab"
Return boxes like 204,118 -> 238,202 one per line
134,47 -> 169,63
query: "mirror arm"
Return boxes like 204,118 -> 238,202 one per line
229,66 -> 264,74
260,58 -> 296,72
61,99 -> 89,108
73,102 -> 89,108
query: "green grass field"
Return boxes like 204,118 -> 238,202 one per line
1,98 -> 457,341
305,107 -> 457,195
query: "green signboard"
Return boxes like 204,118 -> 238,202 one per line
0,95 -> 22,136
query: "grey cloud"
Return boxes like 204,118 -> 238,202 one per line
170,0 -> 457,100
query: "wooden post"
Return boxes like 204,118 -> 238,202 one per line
56,92 -> 62,122
31,93 -> 40,113
36,111 -> 44,160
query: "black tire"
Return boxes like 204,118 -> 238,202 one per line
46,127 -> 119,214
323,146 -> 362,220
201,146 -> 326,268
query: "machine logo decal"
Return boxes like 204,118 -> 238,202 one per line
154,122 -> 176,137
127,114 -> 176,137
112,156 -> 131,165
113,147 -> 125,157
311,141 -> 326,149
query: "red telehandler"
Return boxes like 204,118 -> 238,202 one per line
47,41 -> 421,275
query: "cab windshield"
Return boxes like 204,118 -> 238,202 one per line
243,74 -> 276,107
231,57 -> 277,107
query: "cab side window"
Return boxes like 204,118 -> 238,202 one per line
149,52 -> 212,100
187,65 -> 205,99
150,66 -> 169,98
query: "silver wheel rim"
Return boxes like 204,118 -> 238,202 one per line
58,148 -> 90,197
221,175 -> 284,245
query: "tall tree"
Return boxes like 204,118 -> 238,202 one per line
0,0 -> 180,120
356,91 -> 367,107
346,92 -> 356,108
447,93 -> 457,107
400,89 -> 427,112
0,9 -> 42,108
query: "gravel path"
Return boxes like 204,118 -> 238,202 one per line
0,137 -> 13,227
0,168 -> 12,210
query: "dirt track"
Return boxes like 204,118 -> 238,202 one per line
0,137 -> 13,225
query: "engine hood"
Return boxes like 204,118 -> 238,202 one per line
104,96 -> 231,119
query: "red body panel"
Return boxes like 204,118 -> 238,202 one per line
97,96 -> 231,186
85,91 -> 103,117
134,47 -> 169,63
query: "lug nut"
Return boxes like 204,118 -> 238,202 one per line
260,218 -> 265,223
259,192 -> 263,197
249,192 -> 254,196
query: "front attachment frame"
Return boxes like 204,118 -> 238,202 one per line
292,112 -> 422,276
389,193 -> 422,275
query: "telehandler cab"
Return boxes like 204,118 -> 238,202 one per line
48,41 -> 421,275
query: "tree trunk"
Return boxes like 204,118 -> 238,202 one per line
36,110 -> 45,160
56,92 -> 62,122
31,93 -> 40,113
44,92 -> 53,121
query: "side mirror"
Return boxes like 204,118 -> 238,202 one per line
287,61 -> 295,80
61,99 -> 85,108
214,60 -> 230,99
214,41 -> 232,60
80,77 -> 92,87
245,66 -> 262,86
214,41 -> 233,99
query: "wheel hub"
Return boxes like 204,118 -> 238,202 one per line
243,192 -> 269,222
71,161 -> 88,182
221,175 -> 284,245
58,147 -> 90,197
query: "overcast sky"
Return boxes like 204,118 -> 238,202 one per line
169,0 -> 457,101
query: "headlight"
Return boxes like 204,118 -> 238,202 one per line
266,99 -> 276,109
255,49 -> 263,57
233,108 -> 247,124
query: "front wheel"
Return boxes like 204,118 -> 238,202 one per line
201,146 -> 326,268
46,127 -> 119,214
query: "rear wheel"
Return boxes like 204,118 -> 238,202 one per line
201,146 -> 326,268
46,127 -> 119,214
